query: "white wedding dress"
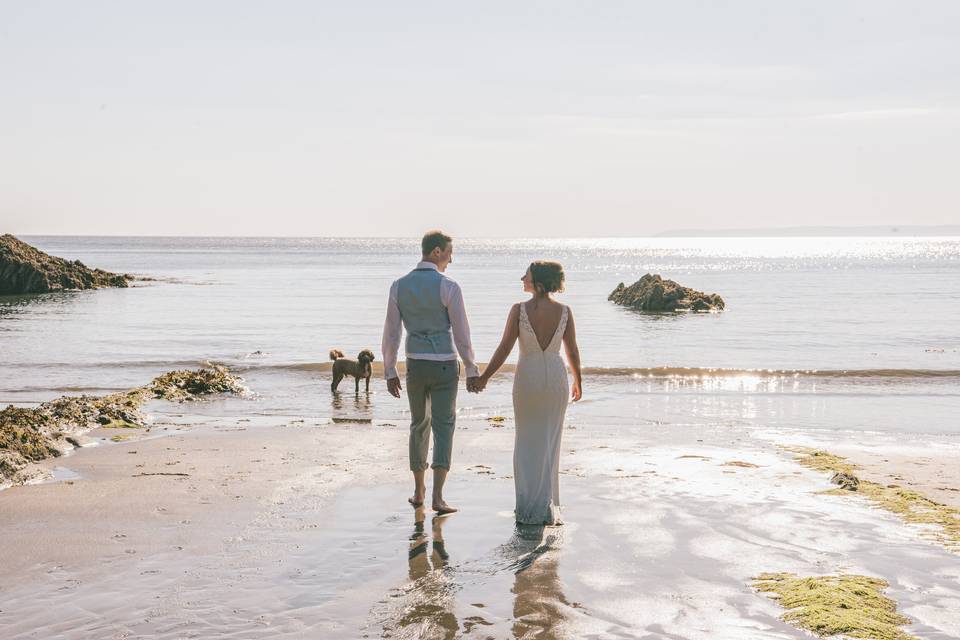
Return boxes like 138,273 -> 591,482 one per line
512,303 -> 569,525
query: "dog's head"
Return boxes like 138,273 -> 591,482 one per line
358,349 -> 375,364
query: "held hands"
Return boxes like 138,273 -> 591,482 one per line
391,376 -> 486,395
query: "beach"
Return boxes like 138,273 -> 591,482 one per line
2,235 -> 960,638
1,395 -> 959,639
5,0 -> 960,634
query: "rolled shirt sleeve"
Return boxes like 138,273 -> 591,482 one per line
442,279 -> 480,378
381,280 -> 402,380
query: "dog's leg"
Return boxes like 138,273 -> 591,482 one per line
355,376 -> 360,394
365,375 -> 370,393
332,373 -> 342,393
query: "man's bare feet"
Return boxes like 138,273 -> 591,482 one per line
408,494 -> 424,507
432,499 -> 458,515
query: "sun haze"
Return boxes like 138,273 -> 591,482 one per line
2,2 -> 959,237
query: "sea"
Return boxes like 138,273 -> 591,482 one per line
2,236 -> 959,436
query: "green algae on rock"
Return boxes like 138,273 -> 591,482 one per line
0,393 -> 145,485
784,446 -> 960,552
149,365 -> 245,402
0,366 -> 245,485
0,234 -> 131,295
752,572 -> 916,640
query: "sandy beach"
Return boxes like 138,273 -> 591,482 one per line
2,404 -> 959,639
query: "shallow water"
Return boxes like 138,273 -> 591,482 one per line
4,234 -> 960,439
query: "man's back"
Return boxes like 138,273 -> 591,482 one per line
396,268 -> 451,340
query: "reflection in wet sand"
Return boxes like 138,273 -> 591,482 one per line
330,389 -> 373,414
508,524 -> 569,639
385,508 -> 460,638
403,509 -> 458,636
384,509 -> 571,640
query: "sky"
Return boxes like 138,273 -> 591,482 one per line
1,1 -> 959,237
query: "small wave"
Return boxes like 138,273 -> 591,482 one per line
240,362 -> 960,380
14,357 -> 960,381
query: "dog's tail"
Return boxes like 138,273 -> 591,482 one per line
329,349 -> 345,361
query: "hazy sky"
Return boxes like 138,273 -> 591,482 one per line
2,1 -> 959,237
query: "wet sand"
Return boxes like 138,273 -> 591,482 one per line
1,415 -> 959,639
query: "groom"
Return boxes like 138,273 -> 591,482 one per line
382,230 -> 482,514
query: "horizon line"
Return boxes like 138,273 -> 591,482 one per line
10,226 -> 960,240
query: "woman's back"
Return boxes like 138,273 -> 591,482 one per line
518,301 -> 567,356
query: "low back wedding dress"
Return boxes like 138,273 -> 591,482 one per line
512,302 -> 569,525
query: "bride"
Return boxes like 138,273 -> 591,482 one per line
477,261 -> 582,525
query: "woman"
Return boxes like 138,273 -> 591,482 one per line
477,261 -> 582,525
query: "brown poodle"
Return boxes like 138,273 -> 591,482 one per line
330,349 -> 375,393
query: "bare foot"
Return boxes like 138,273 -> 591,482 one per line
408,494 -> 424,507
432,500 -> 458,515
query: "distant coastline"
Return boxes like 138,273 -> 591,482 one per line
13,225 -> 960,240
656,225 -> 960,238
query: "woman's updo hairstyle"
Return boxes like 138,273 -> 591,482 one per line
529,261 -> 565,294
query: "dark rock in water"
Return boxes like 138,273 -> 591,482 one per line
831,471 -> 861,491
0,366 -> 245,486
149,365 -> 246,402
0,234 -> 131,295
608,273 -> 725,312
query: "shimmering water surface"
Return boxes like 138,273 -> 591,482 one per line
2,236 -> 959,434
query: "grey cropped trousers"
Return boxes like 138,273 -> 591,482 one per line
406,358 -> 459,471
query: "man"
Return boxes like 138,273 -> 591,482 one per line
382,230 -> 481,514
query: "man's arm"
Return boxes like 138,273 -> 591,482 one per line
443,280 -> 481,380
381,281 -> 402,382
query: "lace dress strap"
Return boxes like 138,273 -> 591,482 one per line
549,305 -> 569,351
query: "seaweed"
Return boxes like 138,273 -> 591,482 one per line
784,446 -> 960,551
752,572 -> 916,640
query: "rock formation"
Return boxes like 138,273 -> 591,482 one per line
608,273 -> 725,312
150,365 -> 247,402
0,366 -> 245,485
0,234 -> 130,295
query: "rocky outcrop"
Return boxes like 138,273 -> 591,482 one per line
0,234 -> 130,295
150,365 -> 247,402
0,389 -> 148,484
608,274 -> 725,312
0,366 -> 245,485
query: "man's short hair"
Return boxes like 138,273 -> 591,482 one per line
421,230 -> 452,256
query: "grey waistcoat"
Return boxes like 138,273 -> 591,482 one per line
396,268 -> 455,357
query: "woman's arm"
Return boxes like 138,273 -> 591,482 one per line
479,304 -> 521,388
563,306 -> 582,401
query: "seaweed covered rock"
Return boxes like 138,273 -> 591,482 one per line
0,366 -> 244,485
831,471 -> 861,491
608,274 -> 724,312
149,365 -> 246,402
0,408 -> 63,482
0,389 -> 151,484
0,234 -> 130,295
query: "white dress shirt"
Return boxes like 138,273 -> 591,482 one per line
382,261 -> 480,380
